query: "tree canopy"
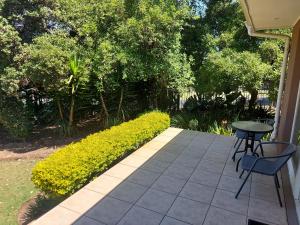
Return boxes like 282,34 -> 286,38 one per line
0,0 -> 285,138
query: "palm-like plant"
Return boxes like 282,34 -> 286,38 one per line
66,54 -> 81,134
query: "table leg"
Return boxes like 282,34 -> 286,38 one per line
236,132 -> 255,172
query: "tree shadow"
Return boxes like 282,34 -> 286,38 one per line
0,117 -> 102,155
18,193 -> 65,225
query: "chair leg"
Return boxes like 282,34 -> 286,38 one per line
239,170 -> 245,179
234,138 -> 240,148
275,173 -> 280,189
259,140 -> 264,157
236,157 -> 241,172
235,171 -> 251,199
274,175 -> 283,207
232,139 -> 243,162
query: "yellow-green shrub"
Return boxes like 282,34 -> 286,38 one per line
32,111 -> 170,196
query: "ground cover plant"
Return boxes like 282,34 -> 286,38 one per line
32,111 -> 170,196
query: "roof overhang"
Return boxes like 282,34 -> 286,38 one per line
239,0 -> 300,31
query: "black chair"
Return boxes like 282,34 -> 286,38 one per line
235,142 -> 296,207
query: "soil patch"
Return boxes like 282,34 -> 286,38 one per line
0,117 -> 102,160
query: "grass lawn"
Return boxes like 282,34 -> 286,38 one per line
0,160 -> 38,225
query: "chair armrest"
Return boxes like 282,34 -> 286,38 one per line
253,141 -> 290,153
258,153 -> 294,160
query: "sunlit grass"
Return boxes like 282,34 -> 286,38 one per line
0,160 -> 38,225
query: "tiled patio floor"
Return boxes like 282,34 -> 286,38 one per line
31,128 -> 288,225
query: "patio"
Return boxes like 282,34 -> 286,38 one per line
31,128 -> 287,225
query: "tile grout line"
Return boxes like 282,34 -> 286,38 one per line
159,134 -> 218,225
200,136 -> 237,225
59,132 -> 251,225
70,131 -> 184,225
113,132 -> 197,225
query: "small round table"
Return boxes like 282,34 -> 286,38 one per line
232,121 -> 273,155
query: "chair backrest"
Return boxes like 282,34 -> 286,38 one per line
273,144 -> 297,172
235,129 -> 247,138
256,118 -> 275,126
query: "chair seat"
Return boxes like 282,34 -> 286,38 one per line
241,155 -> 276,175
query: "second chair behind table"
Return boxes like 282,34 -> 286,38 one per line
232,118 -> 275,162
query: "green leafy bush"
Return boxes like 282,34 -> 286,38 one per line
0,96 -> 32,138
32,111 -> 170,196
208,121 -> 233,136
171,113 -> 198,130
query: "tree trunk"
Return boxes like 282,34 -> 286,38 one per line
117,87 -> 124,120
249,89 -> 258,111
68,95 -> 75,128
57,98 -> 64,121
100,92 -> 109,126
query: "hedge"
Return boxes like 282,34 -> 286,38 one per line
32,111 -> 170,196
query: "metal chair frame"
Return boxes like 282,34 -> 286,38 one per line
235,142 -> 296,207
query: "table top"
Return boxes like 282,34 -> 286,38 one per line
232,121 -> 273,133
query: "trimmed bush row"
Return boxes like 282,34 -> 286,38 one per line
32,111 -> 170,196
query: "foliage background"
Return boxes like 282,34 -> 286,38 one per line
0,0 -> 285,138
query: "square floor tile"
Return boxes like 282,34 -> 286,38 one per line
74,217 -> 106,225
120,154 -> 148,168
248,198 -> 287,225
169,136 -> 194,146
31,206 -> 80,225
117,206 -> 163,225
153,135 -> 176,144
152,175 -> 186,194
109,181 -> 147,203
161,144 -> 185,155
218,175 -> 250,196
104,164 -> 136,179
60,188 -> 104,213
211,189 -> 249,215
127,169 -> 160,187
142,141 -> 168,151
196,159 -> 225,174
133,148 -> 158,159
222,162 -> 240,178
85,175 -> 123,195
188,140 -> 213,150
167,197 -> 209,225
136,189 -> 176,214
160,217 -> 190,225
173,155 -> 201,168
86,197 -> 132,225
252,173 -> 282,186
179,182 -> 215,203
250,182 -> 283,203
190,169 -> 221,187
163,164 -> 194,180
141,159 -> 170,173
203,206 -> 247,225
185,143 -> 207,153
152,151 -> 178,163
203,151 -> 228,163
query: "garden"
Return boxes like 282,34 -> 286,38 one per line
0,0 -> 285,224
